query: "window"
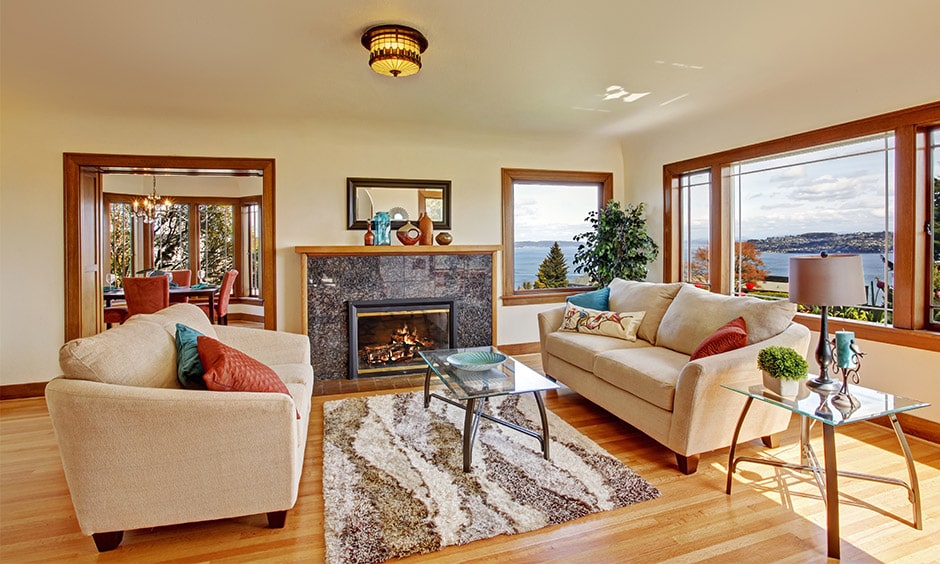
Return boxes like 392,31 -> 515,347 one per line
105,194 -> 262,298
501,169 -> 613,305
731,134 -> 896,324
930,128 -> 940,327
679,170 -> 711,288
664,102 -> 940,350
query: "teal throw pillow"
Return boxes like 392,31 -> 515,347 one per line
567,287 -> 610,311
176,323 -> 207,389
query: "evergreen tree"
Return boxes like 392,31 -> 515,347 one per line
535,242 -> 569,288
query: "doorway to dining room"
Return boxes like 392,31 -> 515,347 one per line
64,154 -> 277,340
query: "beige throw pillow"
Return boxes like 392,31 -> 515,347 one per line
560,304 -> 646,342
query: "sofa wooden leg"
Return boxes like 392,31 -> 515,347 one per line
761,434 -> 779,448
676,453 -> 700,475
267,510 -> 287,528
92,531 -> 124,552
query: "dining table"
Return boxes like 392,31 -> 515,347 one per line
104,285 -> 222,324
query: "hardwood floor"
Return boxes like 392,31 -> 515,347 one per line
2,354 -> 938,562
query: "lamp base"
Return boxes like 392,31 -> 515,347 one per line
806,376 -> 841,392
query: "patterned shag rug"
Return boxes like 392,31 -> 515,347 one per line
322,391 -> 660,564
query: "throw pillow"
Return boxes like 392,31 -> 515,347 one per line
197,336 -> 299,419
175,323 -> 207,389
567,287 -> 610,311
559,304 -> 646,341
690,317 -> 748,360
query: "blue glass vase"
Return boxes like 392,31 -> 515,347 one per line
373,211 -> 391,245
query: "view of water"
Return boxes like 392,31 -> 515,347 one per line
514,244 -> 893,293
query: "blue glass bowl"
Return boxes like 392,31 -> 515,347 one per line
446,351 -> 507,371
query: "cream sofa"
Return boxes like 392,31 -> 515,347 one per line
45,304 -> 313,551
538,279 -> 810,474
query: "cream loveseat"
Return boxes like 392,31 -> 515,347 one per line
538,279 -> 810,474
46,304 -> 313,551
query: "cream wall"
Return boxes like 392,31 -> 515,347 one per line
0,102 -> 622,387
619,98 -> 940,424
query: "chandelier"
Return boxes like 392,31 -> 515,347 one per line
360,24 -> 428,78
132,176 -> 172,224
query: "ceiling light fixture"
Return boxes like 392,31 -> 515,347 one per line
361,24 -> 428,78
132,176 -> 172,224
603,85 -> 650,103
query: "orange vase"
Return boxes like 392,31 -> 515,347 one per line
418,212 -> 434,245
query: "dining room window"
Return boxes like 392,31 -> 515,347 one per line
153,203 -> 191,271
198,203 -> 235,286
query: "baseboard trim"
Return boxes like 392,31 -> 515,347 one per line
1,382 -> 47,400
228,312 -> 264,323
497,342 -> 540,356
870,412 -> 940,445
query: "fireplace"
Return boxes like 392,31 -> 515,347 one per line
348,298 -> 456,379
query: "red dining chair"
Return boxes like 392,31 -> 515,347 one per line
123,276 -> 170,317
168,269 -> 192,303
103,306 -> 129,329
199,269 -> 238,325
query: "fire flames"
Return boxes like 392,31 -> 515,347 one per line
360,323 -> 435,366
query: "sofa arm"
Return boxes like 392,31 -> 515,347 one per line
537,305 -> 567,372
214,326 -> 311,366
668,323 -> 811,455
45,377 -> 302,535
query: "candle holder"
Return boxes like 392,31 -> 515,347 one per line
831,336 -> 864,413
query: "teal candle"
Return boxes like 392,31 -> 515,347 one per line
835,330 -> 855,368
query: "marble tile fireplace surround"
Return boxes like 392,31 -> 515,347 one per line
295,245 -> 500,382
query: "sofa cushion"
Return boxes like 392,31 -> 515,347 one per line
136,303 -> 218,340
593,347 -> 689,411
690,316 -> 748,360
559,304 -> 645,341
198,336 -> 299,419
607,279 -> 682,344
545,330 -> 649,373
567,287 -> 610,310
657,284 -> 796,355
175,323 -> 207,389
59,319 -> 179,388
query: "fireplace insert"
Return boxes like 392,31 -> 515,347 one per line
348,298 -> 456,378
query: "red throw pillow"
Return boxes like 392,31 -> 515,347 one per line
690,317 -> 748,360
197,336 -> 299,419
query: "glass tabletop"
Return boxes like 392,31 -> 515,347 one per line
419,346 -> 559,400
722,382 -> 929,426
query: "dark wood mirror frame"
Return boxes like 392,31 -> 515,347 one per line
64,153 -> 277,341
346,177 -> 452,230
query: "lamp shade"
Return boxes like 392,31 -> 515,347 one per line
788,254 -> 867,306
361,25 -> 428,78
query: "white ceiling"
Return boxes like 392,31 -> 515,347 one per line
2,0 -> 938,139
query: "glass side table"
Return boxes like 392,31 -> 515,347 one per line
722,383 -> 928,560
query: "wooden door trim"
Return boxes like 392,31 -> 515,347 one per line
64,153 -> 277,341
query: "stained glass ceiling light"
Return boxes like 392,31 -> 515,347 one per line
361,24 -> 428,78
132,176 -> 171,224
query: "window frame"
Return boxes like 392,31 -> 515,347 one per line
500,168 -> 613,306
663,102 -> 940,351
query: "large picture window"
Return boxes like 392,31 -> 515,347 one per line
501,169 -> 613,305
664,102 -> 940,350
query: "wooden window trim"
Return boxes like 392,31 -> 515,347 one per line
662,101 -> 940,353
500,168 -> 613,306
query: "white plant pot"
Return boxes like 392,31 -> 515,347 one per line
762,370 -> 803,397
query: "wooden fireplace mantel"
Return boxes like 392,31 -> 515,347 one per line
294,245 -> 501,256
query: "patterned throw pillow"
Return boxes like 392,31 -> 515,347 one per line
690,316 -> 748,360
559,304 -> 646,341
197,336 -> 299,419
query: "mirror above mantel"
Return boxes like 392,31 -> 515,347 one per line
347,177 -> 451,230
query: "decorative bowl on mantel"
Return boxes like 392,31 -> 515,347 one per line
446,351 -> 506,371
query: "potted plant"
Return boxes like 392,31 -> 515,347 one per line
757,346 -> 809,397
573,200 -> 659,286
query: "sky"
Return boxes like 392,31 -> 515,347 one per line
513,184 -> 598,242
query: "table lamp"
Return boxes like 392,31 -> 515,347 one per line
788,253 -> 866,392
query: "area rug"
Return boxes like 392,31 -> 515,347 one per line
322,391 -> 660,564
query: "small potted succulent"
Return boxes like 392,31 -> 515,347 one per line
757,346 -> 809,397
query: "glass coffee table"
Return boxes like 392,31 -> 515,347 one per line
723,382 -> 928,560
419,347 -> 560,472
